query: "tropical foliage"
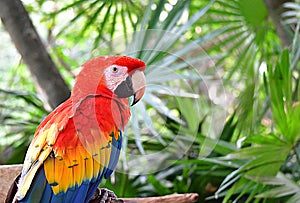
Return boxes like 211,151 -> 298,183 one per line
1,0 -> 300,202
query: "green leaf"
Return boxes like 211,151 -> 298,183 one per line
148,0 -> 166,30
253,173 -> 300,199
147,175 -> 172,195
238,0 -> 267,27
80,2 -> 106,37
244,133 -> 287,146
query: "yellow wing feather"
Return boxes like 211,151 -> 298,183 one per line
84,153 -> 94,181
51,156 -> 64,194
16,123 -> 58,200
73,146 -> 84,186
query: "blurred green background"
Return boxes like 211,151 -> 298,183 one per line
1,0 -> 300,202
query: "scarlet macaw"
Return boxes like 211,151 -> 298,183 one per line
6,56 -> 146,202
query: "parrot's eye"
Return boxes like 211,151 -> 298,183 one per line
111,66 -> 118,73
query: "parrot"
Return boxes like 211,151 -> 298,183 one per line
5,56 -> 146,203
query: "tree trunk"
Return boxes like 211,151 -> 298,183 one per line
0,0 -> 70,109
264,0 -> 292,47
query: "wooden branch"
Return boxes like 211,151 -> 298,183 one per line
0,165 -> 22,201
0,165 -> 198,203
0,0 -> 70,109
122,193 -> 199,203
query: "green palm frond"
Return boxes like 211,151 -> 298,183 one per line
205,0 -> 278,80
282,2 -> 300,70
282,2 -> 300,25
0,89 -> 47,164
51,0 -> 143,47
200,0 -> 283,141
213,41 -> 300,202
118,0 -> 227,161
252,173 -> 300,202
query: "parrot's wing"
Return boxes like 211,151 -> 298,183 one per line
41,128 -> 122,202
15,99 -> 73,201
40,96 -> 124,201
15,97 -> 124,202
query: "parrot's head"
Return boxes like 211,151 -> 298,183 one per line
72,56 -> 146,106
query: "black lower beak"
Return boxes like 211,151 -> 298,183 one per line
114,76 -> 134,98
114,70 -> 146,106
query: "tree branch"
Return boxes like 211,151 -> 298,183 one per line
122,193 -> 199,203
0,0 -> 70,109
0,164 -> 22,201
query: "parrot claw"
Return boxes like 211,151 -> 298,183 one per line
90,188 -> 124,203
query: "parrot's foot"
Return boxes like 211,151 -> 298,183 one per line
90,188 -> 123,203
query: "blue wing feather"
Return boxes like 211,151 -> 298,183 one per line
19,167 -> 46,202
73,183 -> 89,202
40,182 -> 52,202
64,187 -> 77,202
105,131 -> 122,179
18,167 -> 103,203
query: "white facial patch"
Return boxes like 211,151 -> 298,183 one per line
104,65 -> 128,91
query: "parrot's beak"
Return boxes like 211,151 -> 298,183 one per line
114,70 -> 146,106
131,70 -> 146,106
